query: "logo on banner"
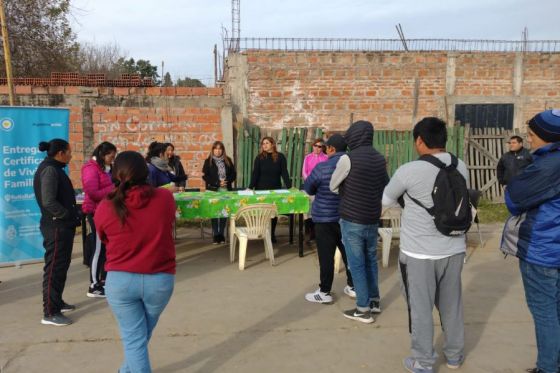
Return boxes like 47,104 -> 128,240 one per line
5,225 -> 17,240
1,117 -> 14,132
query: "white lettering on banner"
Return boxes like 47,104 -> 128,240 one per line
3,157 -> 42,166
2,145 -> 39,155
4,193 -> 35,202
4,179 -> 33,188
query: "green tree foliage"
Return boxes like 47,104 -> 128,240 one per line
2,0 -> 80,76
175,77 -> 205,87
116,58 -> 160,84
163,72 -> 173,87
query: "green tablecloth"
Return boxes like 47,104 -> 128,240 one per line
174,190 -> 310,219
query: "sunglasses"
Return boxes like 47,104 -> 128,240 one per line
313,144 -> 323,148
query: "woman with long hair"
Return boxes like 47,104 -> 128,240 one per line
81,141 -> 117,298
164,143 -> 187,188
146,142 -> 186,190
202,141 -> 237,244
94,151 -> 176,373
249,136 -> 291,242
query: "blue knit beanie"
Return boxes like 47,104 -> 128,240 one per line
528,109 -> 560,143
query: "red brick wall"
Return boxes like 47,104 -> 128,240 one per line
240,51 -> 560,131
5,86 -> 225,189
93,105 -> 222,189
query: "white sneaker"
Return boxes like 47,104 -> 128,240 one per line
305,288 -> 333,304
343,285 -> 356,298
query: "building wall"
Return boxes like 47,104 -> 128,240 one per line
0,86 -> 229,189
226,51 -> 560,132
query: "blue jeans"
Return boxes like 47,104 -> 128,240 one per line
106,271 -> 175,373
519,260 -> 560,373
340,219 -> 380,310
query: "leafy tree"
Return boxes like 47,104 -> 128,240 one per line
2,0 -> 80,76
175,76 -> 205,87
163,72 -> 173,87
116,58 -> 160,85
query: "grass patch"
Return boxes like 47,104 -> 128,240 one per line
476,199 -> 510,223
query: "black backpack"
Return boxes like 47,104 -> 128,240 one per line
407,153 -> 472,236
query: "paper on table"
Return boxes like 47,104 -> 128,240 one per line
255,190 -> 270,195
274,189 -> 290,193
237,190 -> 254,196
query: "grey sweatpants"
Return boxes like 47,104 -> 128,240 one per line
398,251 -> 465,368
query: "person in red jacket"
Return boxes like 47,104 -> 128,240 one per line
81,142 -> 117,298
94,151 -> 176,373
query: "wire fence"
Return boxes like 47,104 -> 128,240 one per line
225,38 -> 560,53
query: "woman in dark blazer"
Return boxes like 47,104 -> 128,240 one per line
202,141 -> 236,244
249,136 -> 291,242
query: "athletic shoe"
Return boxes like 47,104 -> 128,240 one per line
61,302 -> 76,313
343,285 -> 356,298
369,299 -> 381,314
87,285 -> 106,298
403,357 -> 433,373
304,289 -> 333,304
446,355 -> 464,369
41,313 -> 72,326
342,308 -> 374,324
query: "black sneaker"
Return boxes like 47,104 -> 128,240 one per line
212,236 -> 219,245
61,302 -> 76,313
87,285 -> 106,298
343,308 -> 374,324
41,313 -> 72,326
369,299 -> 381,314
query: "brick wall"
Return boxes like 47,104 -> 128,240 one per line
1,86 -> 227,189
228,51 -> 560,132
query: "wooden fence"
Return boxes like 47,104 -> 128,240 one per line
465,127 -> 523,201
235,125 -> 465,189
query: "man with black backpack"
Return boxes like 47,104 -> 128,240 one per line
382,117 -> 470,373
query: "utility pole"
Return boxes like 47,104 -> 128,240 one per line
213,44 -> 218,86
0,0 -> 15,105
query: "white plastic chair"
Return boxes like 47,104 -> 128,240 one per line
229,203 -> 278,270
379,208 -> 402,268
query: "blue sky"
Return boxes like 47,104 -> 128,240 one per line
72,0 -> 560,86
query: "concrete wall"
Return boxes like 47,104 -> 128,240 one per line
1,86 -> 230,189
225,51 -> 560,132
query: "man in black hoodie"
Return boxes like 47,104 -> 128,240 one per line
33,138 -> 80,326
330,120 -> 389,324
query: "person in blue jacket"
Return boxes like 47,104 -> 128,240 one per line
303,134 -> 354,304
146,142 -> 186,190
503,109 -> 560,373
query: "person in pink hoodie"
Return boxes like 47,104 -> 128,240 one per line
302,138 -> 328,181
81,142 -> 117,298
302,138 -> 328,241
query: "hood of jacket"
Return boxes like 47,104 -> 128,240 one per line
125,185 -> 153,209
344,120 -> 374,150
